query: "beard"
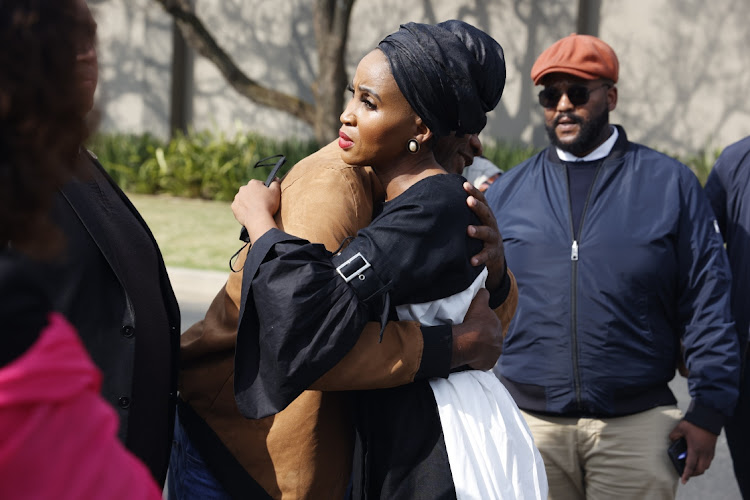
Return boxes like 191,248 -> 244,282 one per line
546,107 -> 610,157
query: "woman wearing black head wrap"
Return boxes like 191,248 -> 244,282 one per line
377,19 -> 506,138
233,21 -> 547,499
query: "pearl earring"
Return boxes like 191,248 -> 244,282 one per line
407,139 -> 420,153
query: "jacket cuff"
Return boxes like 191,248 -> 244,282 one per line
415,324 -> 452,380
683,400 -> 724,435
488,259 -> 510,309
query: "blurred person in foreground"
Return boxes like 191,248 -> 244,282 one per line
232,20 -> 545,499
486,33 -> 740,499
172,22 -> 519,500
0,1 -> 162,498
704,136 -> 750,499
35,0 -> 180,486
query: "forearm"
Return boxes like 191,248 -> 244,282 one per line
679,181 -> 741,423
682,321 -> 741,425
494,268 -> 517,338
246,213 -> 278,244
683,399 -> 725,435
311,320 -> 451,391
313,270 -> 519,389
274,158 -> 440,391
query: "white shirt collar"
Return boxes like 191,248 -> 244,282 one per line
556,125 -> 618,162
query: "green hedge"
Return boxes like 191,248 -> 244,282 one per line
88,130 -> 318,201
483,141 -> 540,172
669,147 -> 722,186
87,131 -> 719,200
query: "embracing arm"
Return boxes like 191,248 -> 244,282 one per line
311,180 -> 514,390
312,285 -> 507,390
463,181 -> 518,331
235,144 -> 513,395
273,162 -> 439,391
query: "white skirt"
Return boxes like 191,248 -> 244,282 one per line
397,268 -> 547,499
430,370 -> 548,500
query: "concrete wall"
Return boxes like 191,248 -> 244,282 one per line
600,0 -> 750,153
90,0 -> 750,155
92,0 -> 172,138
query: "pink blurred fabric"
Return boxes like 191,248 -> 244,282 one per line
0,312 -> 163,500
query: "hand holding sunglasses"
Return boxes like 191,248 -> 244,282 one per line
538,83 -> 611,108
231,155 -> 287,271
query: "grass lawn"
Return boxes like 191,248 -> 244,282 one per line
128,193 -> 242,271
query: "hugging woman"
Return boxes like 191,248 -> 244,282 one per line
232,21 -> 547,500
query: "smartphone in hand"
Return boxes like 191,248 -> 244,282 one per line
667,437 -> 687,476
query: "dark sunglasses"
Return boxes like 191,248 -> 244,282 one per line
538,83 -> 610,108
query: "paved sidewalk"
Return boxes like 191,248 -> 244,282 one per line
166,267 -> 229,332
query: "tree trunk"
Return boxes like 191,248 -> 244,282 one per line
154,0 -> 316,130
576,0 -> 601,36
169,14 -> 192,138
312,0 -> 355,145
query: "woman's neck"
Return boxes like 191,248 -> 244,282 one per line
374,155 -> 447,201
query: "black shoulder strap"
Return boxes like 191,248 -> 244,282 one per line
177,399 -> 272,500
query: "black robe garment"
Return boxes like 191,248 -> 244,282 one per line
36,152 -> 180,484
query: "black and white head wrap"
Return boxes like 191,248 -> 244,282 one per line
377,20 -> 506,138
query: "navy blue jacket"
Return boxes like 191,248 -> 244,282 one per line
705,136 -> 750,357
486,126 -> 740,433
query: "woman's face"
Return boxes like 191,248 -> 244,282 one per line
338,49 -> 420,168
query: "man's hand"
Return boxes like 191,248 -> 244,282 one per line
464,182 -> 505,290
450,288 -> 502,370
669,420 -> 718,484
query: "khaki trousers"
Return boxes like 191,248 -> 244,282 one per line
521,406 -> 682,500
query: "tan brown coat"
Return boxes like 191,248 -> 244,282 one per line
179,140 -> 518,499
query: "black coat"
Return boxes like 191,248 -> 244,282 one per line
37,150 -> 180,485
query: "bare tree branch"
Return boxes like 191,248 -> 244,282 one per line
154,0 -> 315,127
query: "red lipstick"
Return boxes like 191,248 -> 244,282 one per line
338,131 -> 354,150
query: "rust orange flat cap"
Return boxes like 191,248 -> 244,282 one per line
531,33 -> 619,85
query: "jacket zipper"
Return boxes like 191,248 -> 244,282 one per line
566,162 -> 602,412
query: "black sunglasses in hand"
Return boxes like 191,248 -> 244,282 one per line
237,155 -> 287,244
538,83 -> 610,108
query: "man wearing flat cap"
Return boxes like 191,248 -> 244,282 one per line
486,33 -> 741,499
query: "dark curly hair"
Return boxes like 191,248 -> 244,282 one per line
0,0 -> 89,255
